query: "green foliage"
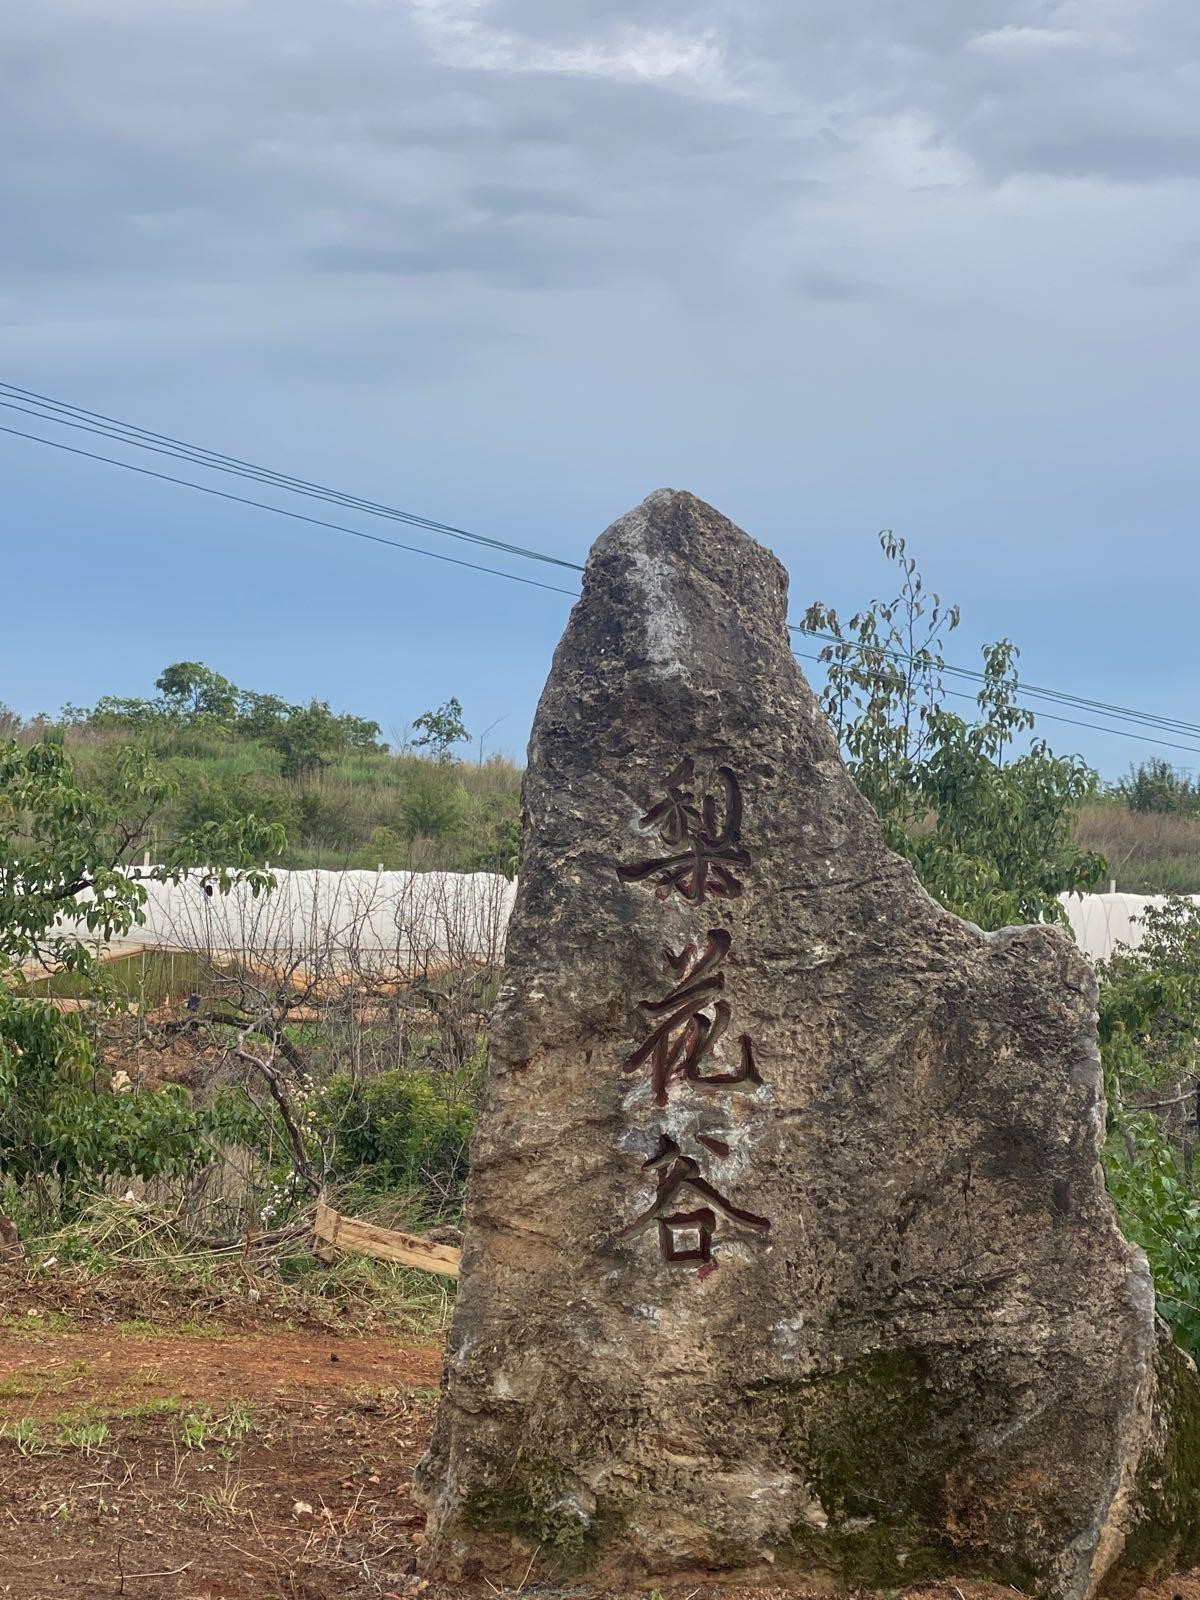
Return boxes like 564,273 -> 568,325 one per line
805,533 -> 1105,928
0,733 -> 281,1209
76,660 -> 384,764
155,662 -> 238,725
0,737 -> 280,972
468,811 -> 520,879
30,663 -> 520,872
1099,898 -> 1200,1098
235,688 -> 291,740
1097,899 -> 1200,1358
0,990 -> 212,1200
317,1065 -> 477,1197
412,697 -> 470,762
1105,1117 -> 1200,1358
400,765 -> 468,842
1115,759 -> 1200,818
88,694 -> 162,729
268,699 -> 350,780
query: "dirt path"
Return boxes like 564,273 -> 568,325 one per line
0,1323 -> 441,1599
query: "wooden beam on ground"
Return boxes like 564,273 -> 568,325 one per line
313,1198 -> 461,1278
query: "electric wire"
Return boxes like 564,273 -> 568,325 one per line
5,377 -> 1191,737
0,422 -> 579,598
791,624 -> 1200,740
0,380 -> 584,573
2,380 -> 1195,758
790,649 -> 1200,760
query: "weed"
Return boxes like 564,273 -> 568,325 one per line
55,1418 -> 110,1454
224,1402 -> 254,1441
181,1410 -> 214,1450
0,1359 -> 93,1405
179,1405 -> 255,1451
0,1417 -> 47,1455
0,1309 -> 75,1334
114,1396 -> 182,1421
197,1461 -> 258,1523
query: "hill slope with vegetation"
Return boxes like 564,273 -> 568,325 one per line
2,662 -> 521,876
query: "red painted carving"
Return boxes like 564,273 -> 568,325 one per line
618,1134 -> 771,1263
615,755 -> 771,1266
617,757 -> 750,904
625,930 -> 764,1107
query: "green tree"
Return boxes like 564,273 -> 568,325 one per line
1114,759 -> 1200,817
412,698 -> 470,762
268,700 -> 347,780
0,735 -> 282,1209
337,713 -> 384,752
804,532 -> 1104,929
88,694 -> 163,730
236,689 -> 292,740
155,661 -> 238,725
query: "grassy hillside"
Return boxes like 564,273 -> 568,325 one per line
1075,801 -> 1200,894
63,727 -> 522,873
52,737 -> 1200,892
3,664 -> 521,875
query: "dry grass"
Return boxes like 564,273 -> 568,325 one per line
1076,803 -> 1200,893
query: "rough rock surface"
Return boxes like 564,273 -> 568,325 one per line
416,490 -> 1199,1597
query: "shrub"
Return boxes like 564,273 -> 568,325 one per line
0,992 -> 214,1211
317,1066 -> 476,1198
1098,898 -> 1200,1359
400,766 -> 467,842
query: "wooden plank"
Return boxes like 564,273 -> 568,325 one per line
313,1199 -> 461,1278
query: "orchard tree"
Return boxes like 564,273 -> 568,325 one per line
0,733 -> 282,1210
803,531 -> 1105,929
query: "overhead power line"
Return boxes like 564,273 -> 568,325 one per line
0,422 -> 578,599
792,624 -> 1200,741
0,379 -> 585,575
2,378 -> 1195,759
790,649 -> 1200,760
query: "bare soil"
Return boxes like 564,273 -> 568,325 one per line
2,1268 -> 1199,1600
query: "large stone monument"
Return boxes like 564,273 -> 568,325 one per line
416,490 -> 1200,1596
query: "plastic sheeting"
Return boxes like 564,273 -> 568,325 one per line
1057,892 -> 1198,965
64,868 -> 517,972
61,872 -> 1183,971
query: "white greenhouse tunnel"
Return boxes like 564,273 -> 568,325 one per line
56,871 -> 1186,971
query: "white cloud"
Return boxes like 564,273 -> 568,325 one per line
403,0 -> 736,98
967,26 -> 1092,53
848,113 -> 974,191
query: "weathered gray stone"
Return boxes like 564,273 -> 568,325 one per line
415,489 -> 1199,1596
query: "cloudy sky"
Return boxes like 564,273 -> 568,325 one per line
2,0 -> 1197,773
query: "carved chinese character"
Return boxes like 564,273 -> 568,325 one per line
618,1133 -> 770,1263
625,930 -> 763,1107
618,757 -> 750,904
